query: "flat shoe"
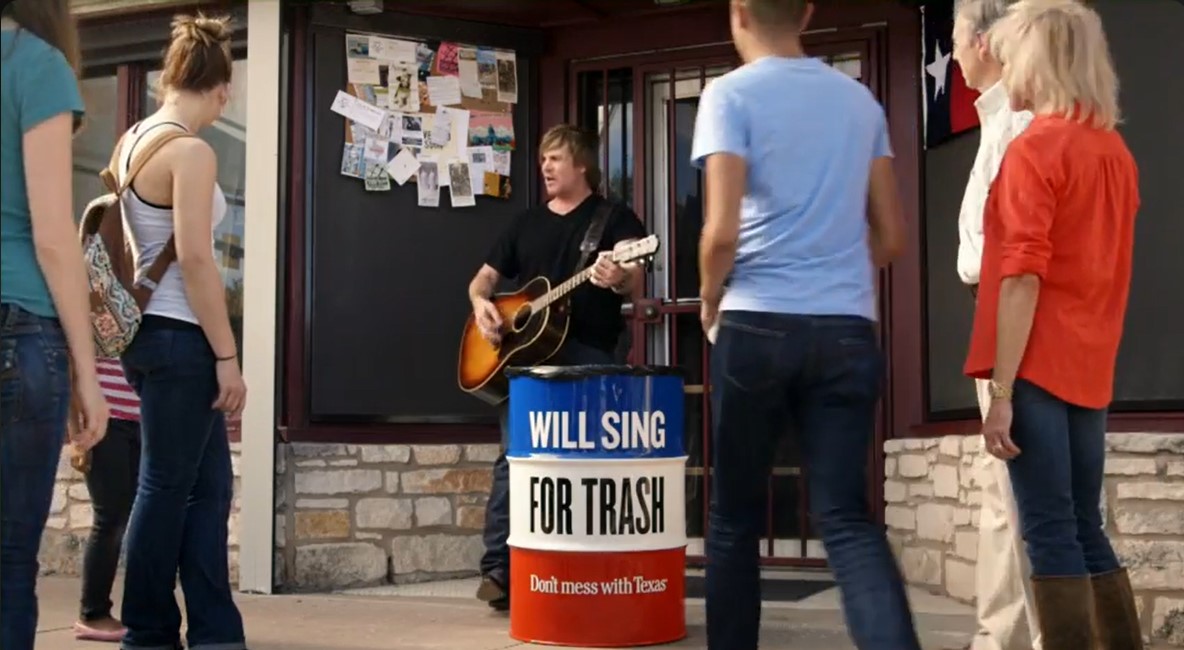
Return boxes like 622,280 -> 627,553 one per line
73,621 -> 127,642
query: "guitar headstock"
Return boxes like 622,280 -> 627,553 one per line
611,234 -> 661,266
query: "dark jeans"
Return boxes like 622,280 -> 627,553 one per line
479,340 -> 614,584
81,417 -> 141,621
1006,379 -> 1121,578
0,303 -> 70,650
119,316 -> 244,650
706,311 -> 919,650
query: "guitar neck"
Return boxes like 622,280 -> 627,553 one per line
529,266 -> 595,312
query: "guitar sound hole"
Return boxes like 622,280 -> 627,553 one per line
512,306 -> 532,331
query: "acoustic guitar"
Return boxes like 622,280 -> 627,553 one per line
457,234 -> 661,405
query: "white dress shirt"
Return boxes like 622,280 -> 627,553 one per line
956,81 -> 1034,285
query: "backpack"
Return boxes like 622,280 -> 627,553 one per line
79,128 -> 195,357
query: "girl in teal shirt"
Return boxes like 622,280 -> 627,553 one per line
1,2 -> 109,648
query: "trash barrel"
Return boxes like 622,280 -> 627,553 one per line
505,364 -> 688,647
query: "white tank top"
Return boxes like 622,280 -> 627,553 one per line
117,121 -> 226,325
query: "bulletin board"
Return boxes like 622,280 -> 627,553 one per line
305,21 -> 538,423
332,31 -> 521,205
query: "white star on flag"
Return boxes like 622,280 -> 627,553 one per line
926,42 -> 950,98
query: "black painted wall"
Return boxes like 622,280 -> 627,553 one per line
305,7 -> 542,423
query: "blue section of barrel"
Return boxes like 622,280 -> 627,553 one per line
506,365 -> 685,459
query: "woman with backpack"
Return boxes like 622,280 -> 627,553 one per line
113,13 -> 248,650
1,1 -> 110,648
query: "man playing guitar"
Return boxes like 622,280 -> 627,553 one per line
465,124 -> 648,610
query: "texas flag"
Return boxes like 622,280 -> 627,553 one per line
922,0 -> 981,147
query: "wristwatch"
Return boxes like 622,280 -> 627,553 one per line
988,379 -> 1013,401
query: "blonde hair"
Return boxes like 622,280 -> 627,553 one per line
539,124 -> 602,191
988,0 -> 1120,129
159,13 -> 234,93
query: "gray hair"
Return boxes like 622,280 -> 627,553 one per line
954,0 -> 1014,34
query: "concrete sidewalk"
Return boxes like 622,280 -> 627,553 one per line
34,573 -> 978,649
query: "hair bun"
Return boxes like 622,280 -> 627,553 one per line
171,13 -> 233,47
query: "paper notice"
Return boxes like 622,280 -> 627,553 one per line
345,34 -> 370,58
364,160 -> 391,191
447,159 -> 477,208
427,75 -> 462,107
494,51 -> 518,104
428,108 -> 454,150
417,160 -> 440,207
436,42 -> 460,76
370,36 -> 417,64
350,123 -> 376,144
457,47 -> 482,98
347,58 -> 380,85
399,113 -> 425,148
483,171 -> 511,199
340,143 -> 364,178
468,145 -> 494,192
491,149 -> 511,176
387,64 -> 420,112
386,147 -> 420,186
476,48 -> 497,89
469,111 -> 514,151
440,107 -> 468,152
377,111 -> 400,142
353,84 -> 377,106
331,90 -> 386,131
362,137 -> 389,163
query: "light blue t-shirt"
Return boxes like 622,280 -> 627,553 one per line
1,27 -> 86,317
691,56 -> 892,321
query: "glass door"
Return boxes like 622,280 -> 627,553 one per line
572,37 -> 881,568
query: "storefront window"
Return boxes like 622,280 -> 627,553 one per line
145,59 -> 248,353
73,74 -> 118,215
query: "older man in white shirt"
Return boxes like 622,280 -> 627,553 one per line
949,1 -> 1039,650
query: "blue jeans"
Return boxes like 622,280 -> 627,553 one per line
1006,379 -> 1121,578
119,317 -> 244,650
479,340 -> 614,583
706,311 -> 919,650
0,303 -> 70,650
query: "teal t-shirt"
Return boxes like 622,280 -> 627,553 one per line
1,27 -> 85,317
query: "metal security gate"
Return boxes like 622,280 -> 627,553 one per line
571,27 -> 888,568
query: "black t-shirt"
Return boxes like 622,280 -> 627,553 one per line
484,193 -> 648,354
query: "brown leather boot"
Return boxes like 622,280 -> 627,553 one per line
1091,568 -> 1145,649
1031,575 -> 1098,650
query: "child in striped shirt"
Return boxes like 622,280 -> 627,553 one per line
72,357 -> 141,642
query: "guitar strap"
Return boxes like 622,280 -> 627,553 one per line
572,198 -> 615,276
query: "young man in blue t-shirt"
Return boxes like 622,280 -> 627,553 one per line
690,1 -> 914,648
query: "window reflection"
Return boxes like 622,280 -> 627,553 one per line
145,60 -> 248,435
145,60 -> 248,354
576,68 -> 634,207
73,75 -> 118,215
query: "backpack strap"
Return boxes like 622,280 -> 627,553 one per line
98,127 -> 197,291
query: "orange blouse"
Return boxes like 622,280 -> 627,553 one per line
964,113 -> 1140,409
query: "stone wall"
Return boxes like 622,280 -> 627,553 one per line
39,440 -> 502,594
38,443 -> 243,584
274,442 -> 499,592
883,433 -> 1184,647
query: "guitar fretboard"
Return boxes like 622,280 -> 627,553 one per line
523,236 -> 656,314
528,265 -> 596,313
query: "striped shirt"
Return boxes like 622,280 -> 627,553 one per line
97,357 -> 140,421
